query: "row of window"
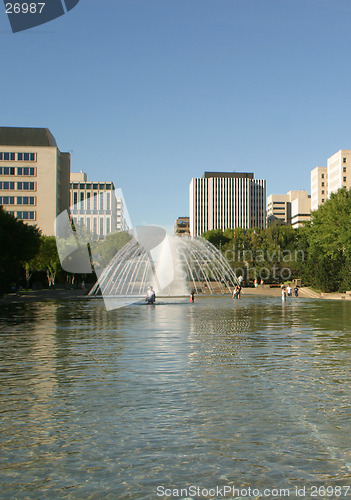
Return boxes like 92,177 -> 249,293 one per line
71,183 -> 113,190
0,196 -> 36,205
73,217 -> 112,235
0,152 -> 36,162
7,211 -> 36,220
0,182 -> 36,190
0,167 -> 36,176
72,191 -> 111,210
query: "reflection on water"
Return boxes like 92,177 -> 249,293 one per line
0,296 -> 351,498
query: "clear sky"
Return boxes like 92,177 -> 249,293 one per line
2,0 -> 351,228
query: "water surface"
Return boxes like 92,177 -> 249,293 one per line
1,296 -> 351,499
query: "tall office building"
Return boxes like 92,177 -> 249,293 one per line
327,150 -> 351,197
189,172 -> 266,237
311,167 -> 327,211
310,150 -> 351,211
0,127 -> 70,235
267,190 -> 311,228
70,172 -> 129,238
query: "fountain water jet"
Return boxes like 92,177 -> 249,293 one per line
88,230 -> 238,305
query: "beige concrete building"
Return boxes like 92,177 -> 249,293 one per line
267,194 -> 290,225
0,127 -> 70,235
290,193 -> 311,228
327,150 -> 351,197
70,171 -> 129,238
311,166 -> 327,211
174,216 -> 190,236
267,190 -> 311,227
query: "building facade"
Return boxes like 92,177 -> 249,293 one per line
174,216 -> 190,236
189,172 -> 266,237
70,172 -> 129,238
0,127 -> 70,235
267,190 -> 311,227
327,150 -> 351,197
311,166 -> 327,211
267,190 -> 311,228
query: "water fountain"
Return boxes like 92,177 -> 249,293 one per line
88,226 -> 238,307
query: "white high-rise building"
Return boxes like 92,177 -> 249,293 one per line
311,166 -> 327,211
70,172 -> 130,238
327,150 -> 351,197
189,172 -> 266,237
310,150 -> 351,211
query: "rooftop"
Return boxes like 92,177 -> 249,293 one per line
203,172 -> 254,179
0,127 -> 58,147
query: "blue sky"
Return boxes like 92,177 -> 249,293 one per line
2,0 -> 351,228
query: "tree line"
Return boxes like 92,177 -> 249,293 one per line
0,207 -> 132,296
202,187 -> 351,293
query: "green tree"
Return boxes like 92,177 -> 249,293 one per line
304,187 -> 351,292
0,207 -> 41,294
201,229 -> 231,249
32,236 -> 62,288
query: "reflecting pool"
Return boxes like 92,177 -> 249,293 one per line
1,296 -> 351,499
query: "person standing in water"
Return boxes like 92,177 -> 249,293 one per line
281,285 -> 287,302
146,286 -> 156,304
189,290 -> 195,303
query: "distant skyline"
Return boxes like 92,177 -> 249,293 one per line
2,0 -> 351,229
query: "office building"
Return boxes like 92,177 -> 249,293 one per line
0,127 -> 70,235
327,150 -> 351,197
311,167 -> 327,211
189,172 -> 266,237
70,172 -> 129,238
267,190 -> 311,228
174,216 -> 190,236
267,190 -> 311,227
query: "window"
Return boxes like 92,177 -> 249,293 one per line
17,182 -> 35,190
106,218 -> 110,234
17,167 -> 35,176
17,196 -> 35,205
99,193 -> 104,210
1,152 -> 15,161
16,211 -> 35,220
321,190 -> 324,194
321,173 -> 324,178
321,182 -> 324,186
93,193 -> 97,209
86,218 -> 91,232
343,177 -> 347,182
0,181 -> 15,189
0,167 -> 15,175
73,192 -> 78,205
72,183 -> 78,189
93,184 -> 98,190
343,166 -> 347,172
0,196 -> 15,204
106,192 -> 110,210
86,192 -> 91,209
80,192 -> 84,202
99,218 -> 104,235
93,218 -> 97,234
17,153 -> 35,161
79,184 -> 85,190
322,199 -> 325,203
343,157 -> 347,163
